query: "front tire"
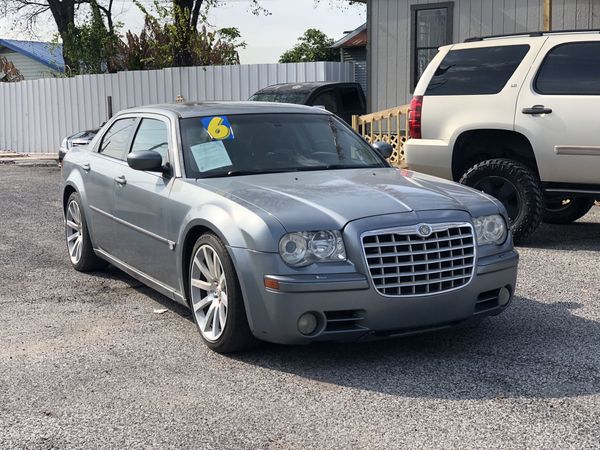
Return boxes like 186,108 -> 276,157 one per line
544,198 -> 595,224
188,233 -> 257,353
460,159 -> 544,243
65,192 -> 107,272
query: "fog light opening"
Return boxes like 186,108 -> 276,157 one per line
298,312 -> 318,336
498,286 -> 511,306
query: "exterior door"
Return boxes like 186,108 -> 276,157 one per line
515,36 -> 600,185
85,117 -> 137,254
111,116 -> 178,289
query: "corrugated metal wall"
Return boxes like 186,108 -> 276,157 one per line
369,0 -> 600,111
342,47 -> 368,97
0,61 -> 355,154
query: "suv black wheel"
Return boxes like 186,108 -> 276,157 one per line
460,159 -> 544,243
544,198 -> 595,224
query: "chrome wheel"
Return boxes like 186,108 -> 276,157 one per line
190,245 -> 228,342
65,199 -> 83,264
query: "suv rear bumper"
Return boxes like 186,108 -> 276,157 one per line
404,138 -> 453,180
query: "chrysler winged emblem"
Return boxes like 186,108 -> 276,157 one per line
417,223 -> 433,238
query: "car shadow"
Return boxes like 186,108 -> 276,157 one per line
91,248 -> 599,402
519,219 -> 600,251
228,296 -> 600,401
89,266 -> 192,319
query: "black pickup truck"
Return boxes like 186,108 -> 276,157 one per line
249,81 -> 366,125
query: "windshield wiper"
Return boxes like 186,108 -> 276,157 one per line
201,168 -> 299,178
295,164 -> 382,171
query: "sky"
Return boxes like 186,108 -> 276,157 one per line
0,0 -> 366,64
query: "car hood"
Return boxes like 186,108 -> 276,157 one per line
195,168 -> 500,231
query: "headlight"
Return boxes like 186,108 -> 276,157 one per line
474,215 -> 507,245
279,230 -> 346,267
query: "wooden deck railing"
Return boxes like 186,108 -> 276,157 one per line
352,104 -> 410,167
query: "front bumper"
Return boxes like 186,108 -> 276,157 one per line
229,245 -> 518,346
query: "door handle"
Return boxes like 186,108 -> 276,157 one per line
522,105 -> 553,115
81,163 -> 91,172
114,175 -> 127,186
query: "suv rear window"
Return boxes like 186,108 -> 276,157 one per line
535,42 -> 600,95
425,45 -> 530,96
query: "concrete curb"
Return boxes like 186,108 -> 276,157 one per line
0,153 -> 58,167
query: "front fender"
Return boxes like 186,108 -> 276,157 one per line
174,200 -> 287,298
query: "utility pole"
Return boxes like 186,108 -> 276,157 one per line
543,0 -> 553,31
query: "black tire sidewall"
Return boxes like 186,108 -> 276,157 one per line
543,198 -> 595,224
460,159 -> 544,243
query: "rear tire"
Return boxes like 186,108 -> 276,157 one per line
543,198 -> 595,224
188,233 -> 258,353
460,159 -> 544,243
65,192 -> 107,272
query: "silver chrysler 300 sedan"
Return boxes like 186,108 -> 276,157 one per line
61,102 -> 519,353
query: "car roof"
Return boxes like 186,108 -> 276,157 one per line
121,101 -> 331,118
253,81 -> 359,95
465,29 -> 600,43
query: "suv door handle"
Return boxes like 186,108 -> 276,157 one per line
522,105 -> 553,115
114,175 -> 127,186
81,163 -> 91,172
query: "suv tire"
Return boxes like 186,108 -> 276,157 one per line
543,198 -> 595,224
459,159 -> 544,243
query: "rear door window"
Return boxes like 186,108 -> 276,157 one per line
99,118 -> 136,160
534,42 -> 600,95
425,45 -> 530,96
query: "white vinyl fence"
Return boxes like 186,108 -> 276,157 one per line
0,62 -> 355,154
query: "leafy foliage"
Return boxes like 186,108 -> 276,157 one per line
279,29 -> 338,63
108,1 -> 246,71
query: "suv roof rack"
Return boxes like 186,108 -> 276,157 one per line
465,29 -> 600,43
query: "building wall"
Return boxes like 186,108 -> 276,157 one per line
341,47 -> 368,96
368,0 -> 600,112
0,61 -> 355,154
0,47 -> 59,80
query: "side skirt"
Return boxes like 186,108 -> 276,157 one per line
94,248 -> 189,308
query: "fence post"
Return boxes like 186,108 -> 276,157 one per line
106,96 -> 113,120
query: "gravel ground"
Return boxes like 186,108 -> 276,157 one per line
1,165 -> 599,449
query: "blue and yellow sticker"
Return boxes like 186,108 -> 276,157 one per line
201,116 -> 235,140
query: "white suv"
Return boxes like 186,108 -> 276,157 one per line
404,31 -> 600,242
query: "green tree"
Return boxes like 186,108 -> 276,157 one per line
279,29 -> 338,63
110,2 -> 246,71
63,1 -> 119,75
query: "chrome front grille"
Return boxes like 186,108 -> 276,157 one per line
362,223 -> 475,297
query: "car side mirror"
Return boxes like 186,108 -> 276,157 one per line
127,150 -> 164,172
372,142 -> 394,159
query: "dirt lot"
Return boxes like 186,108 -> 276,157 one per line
1,165 -> 599,449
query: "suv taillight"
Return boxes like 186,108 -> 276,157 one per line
409,96 -> 423,139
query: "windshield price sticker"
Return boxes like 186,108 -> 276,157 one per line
201,116 -> 235,140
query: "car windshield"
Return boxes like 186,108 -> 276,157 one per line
180,113 -> 387,178
248,92 -> 308,103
